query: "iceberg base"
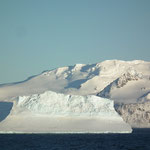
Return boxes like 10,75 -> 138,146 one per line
0,116 -> 132,133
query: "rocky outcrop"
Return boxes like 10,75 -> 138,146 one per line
115,102 -> 150,128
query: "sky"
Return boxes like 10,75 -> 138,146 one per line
0,0 -> 150,84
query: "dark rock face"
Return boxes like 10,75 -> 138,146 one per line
115,102 -> 150,128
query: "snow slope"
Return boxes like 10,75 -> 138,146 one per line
97,69 -> 146,103
0,59 -> 150,128
0,91 -> 132,133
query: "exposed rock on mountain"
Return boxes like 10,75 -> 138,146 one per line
115,102 -> 150,128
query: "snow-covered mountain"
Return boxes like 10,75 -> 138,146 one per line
0,91 -> 132,133
1,60 -> 150,101
0,59 -> 150,128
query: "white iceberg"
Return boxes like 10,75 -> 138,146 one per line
0,91 -> 132,133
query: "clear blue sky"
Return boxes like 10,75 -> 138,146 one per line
0,0 -> 150,84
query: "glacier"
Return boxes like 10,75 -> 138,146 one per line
0,91 -> 132,133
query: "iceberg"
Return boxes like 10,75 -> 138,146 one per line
0,91 -> 132,133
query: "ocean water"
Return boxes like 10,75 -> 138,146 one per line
0,129 -> 150,150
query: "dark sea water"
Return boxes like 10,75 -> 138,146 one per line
0,129 -> 150,150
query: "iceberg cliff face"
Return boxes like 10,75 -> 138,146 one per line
0,91 -> 132,133
16,91 -> 115,117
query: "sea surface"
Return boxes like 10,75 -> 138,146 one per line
0,129 -> 150,150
